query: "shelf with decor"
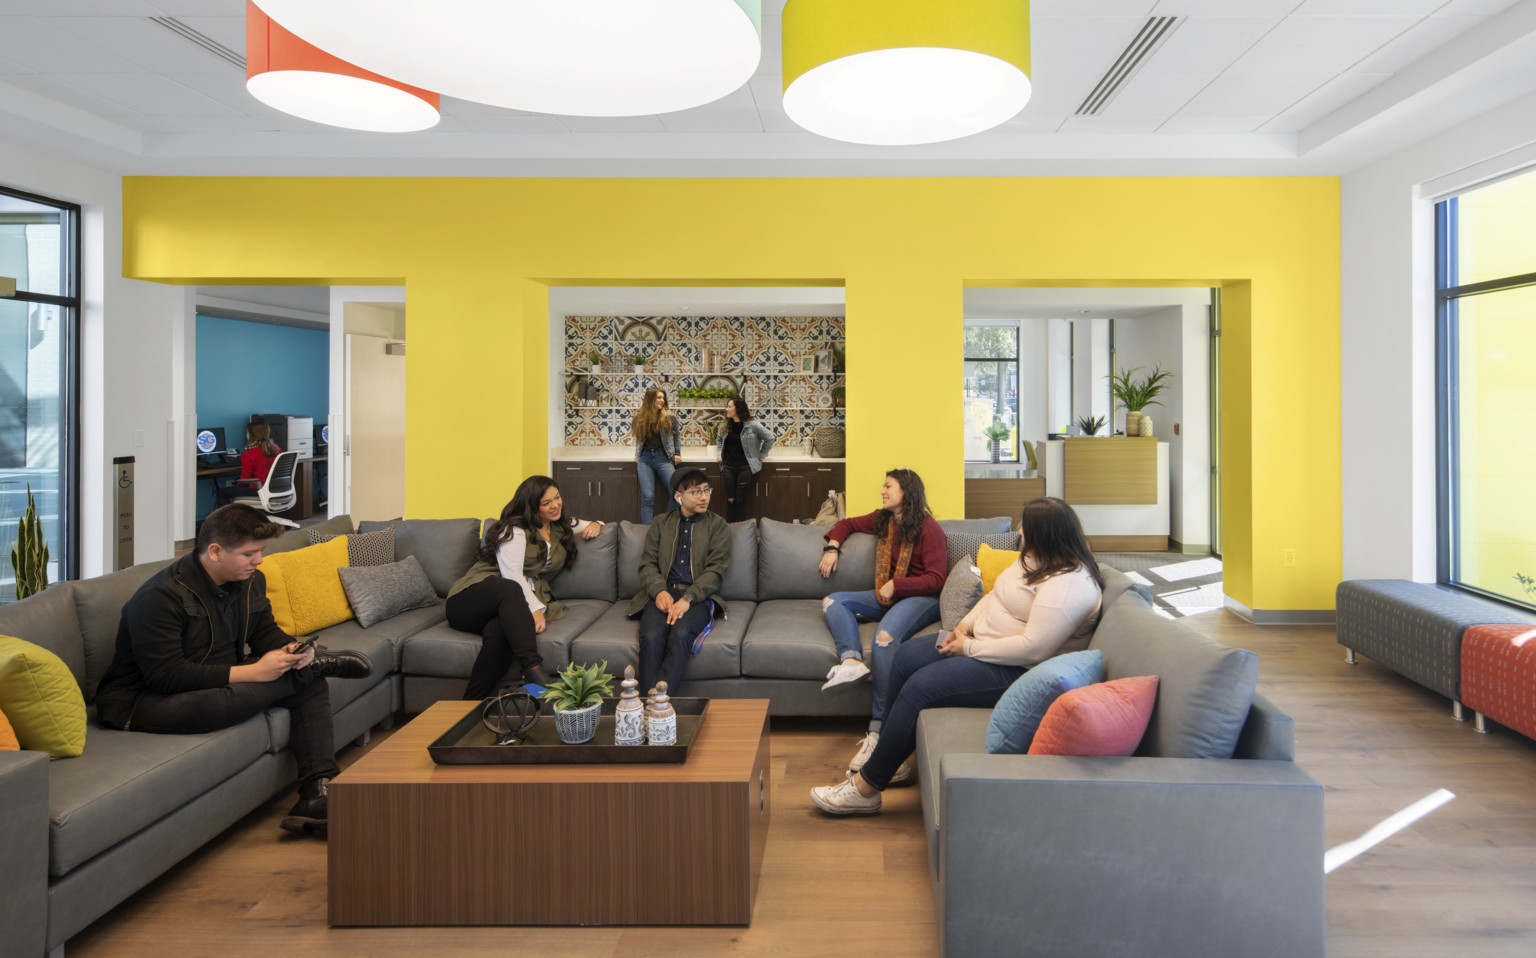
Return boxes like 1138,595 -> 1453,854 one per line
568,370 -> 842,378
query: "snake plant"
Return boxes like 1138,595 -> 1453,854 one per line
10,483 -> 49,600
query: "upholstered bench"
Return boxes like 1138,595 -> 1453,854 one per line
1461,623 -> 1536,739
1335,580 -> 1533,718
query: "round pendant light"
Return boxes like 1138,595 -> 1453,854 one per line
246,3 -> 439,132
782,0 -> 1031,146
251,1 -> 761,117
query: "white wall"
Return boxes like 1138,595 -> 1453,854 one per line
329,287 -> 406,519
1046,318 -> 1072,433
1018,319 -> 1048,449
1,136 -> 191,575
1341,88 -> 1536,581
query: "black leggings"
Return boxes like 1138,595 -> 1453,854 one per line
448,576 -> 543,699
720,460 -> 753,523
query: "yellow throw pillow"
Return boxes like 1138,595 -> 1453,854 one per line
976,542 -> 1022,594
0,635 -> 87,758
0,704 -> 19,750
259,536 -> 353,635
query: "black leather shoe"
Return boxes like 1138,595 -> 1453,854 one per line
280,778 -> 329,833
522,664 -> 554,687
311,647 -> 373,680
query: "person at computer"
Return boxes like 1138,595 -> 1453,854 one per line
627,467 -> 731,694
447,476 -> 604,697
632,387 -> 683,524
716,395 -> 775,523
94,504 -> 374,835
214,420 -> 283,507
810,497 -> 1104,815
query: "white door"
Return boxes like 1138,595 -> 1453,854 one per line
346,334 -> 405,522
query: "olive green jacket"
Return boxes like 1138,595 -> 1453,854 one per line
626,509 -> 732,618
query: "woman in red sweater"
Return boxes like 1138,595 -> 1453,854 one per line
215,421 -> 282,506
818,468 -> 947,775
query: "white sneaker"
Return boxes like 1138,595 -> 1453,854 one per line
810,777 -> 882,816
847,732 -> 879,773
822,658 -> 871,692
889,760 -> 913,786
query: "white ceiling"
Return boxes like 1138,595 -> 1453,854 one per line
2,0 -> 1535,176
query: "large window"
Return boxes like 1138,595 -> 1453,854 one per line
964,325 -> 1019,461
1,187 -> 78,599
1437,166 -> 1536,610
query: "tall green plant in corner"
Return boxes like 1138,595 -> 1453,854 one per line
11,483 -> 49,599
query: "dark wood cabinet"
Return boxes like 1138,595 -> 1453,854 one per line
553,459 -> 844,525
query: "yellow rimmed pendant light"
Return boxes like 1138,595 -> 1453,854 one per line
245,2 -> 440,132
782,0 -> 1031,146
251,1 -> 762,117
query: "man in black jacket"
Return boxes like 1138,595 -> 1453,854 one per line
95,505 -> 372,834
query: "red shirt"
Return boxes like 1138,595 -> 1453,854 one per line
825,511 -> 948,599
239,446 -> 282,486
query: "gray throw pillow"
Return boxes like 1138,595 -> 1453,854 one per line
939,558 -> 985,631
308,527 -> 396,567
336,555 -> 441,629
945,530 -> 1021,571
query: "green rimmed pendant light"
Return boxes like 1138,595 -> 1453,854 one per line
782,0 -> 1031,145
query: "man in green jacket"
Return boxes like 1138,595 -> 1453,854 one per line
628,467 -> 731,693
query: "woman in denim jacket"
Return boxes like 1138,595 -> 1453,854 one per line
632,387 -> 683,524
715,395 -> 775,522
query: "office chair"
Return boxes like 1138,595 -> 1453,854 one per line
232,450 -> 301,529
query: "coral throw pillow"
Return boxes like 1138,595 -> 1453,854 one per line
1028,675 -> 1160,757
0,634 -> 87,758
976,542 -> 1022,594
259,536 -> 353,636
0,704 -> 19,750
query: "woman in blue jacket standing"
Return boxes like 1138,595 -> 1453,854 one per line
716,396 -> 775,522
632,387 -> 683,524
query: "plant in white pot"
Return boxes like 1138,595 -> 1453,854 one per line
588,350 -> 603,374
540,661 -> 616,744
1109,364 -> 1172,437
631,352 -> 647,375
981,419 -> 1012,463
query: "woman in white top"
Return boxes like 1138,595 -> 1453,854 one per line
446,476 -> 603,697
812,496 -> 1105,815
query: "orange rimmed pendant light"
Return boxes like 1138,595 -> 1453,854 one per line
783,0 -> 1031,146
245,2 -> 439,133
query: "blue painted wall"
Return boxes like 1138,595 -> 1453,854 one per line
196,315 -> 328,518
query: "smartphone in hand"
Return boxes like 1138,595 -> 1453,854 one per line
935,631 -> 951,650
289,635 -> 319,655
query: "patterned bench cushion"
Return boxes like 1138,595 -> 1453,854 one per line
1461,624 -> 1536,741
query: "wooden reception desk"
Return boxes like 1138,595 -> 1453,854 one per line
1043,438 -> 1169,551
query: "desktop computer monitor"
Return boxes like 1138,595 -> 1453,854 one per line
195,426 -> 226,457
314,423 -> 329,451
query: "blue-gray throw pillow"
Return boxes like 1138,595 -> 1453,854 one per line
986,649 -> 1105,755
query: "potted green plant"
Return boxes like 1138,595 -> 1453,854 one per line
631,352 -> 647,374
1109,364 -> 1172,437
588,350 -> 603,374
1076,414 -> 1106,437
981,419 -> 1012,463
704,420 -> 720,446
10,483 -> 49,600
830,385 -> 845,408
540,660 -> 616,744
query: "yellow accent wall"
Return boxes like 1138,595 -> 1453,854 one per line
121,175 -> 1340,611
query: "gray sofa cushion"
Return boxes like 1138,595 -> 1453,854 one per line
0,582 -> 84,694
757,518 -> 876,600
1100,565 -> 1152,608
71,560 -> 173,702
943,530 -> 1021,571
265,513 -> 352,556
549,520 -> 620,603
337,556 -> 441,629
617,521 -> 648,598
939,560 -> 984,631
358,518 -> 480,597
308,526 -> 394,566
401,599 -> 611,678
310,630 -> 396,717
47,711 -> 270,877
915,707 -> 991,873
740,599 -> 899,680
569,601 -> 753,682
1090,593 -> 1259,759
721,520 -> 758,602
316,603 -> 448,670
937,517 -> 1013,535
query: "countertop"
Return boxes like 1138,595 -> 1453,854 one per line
551,445 -> 844,464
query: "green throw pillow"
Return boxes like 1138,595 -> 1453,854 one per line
0,634 -> 87,758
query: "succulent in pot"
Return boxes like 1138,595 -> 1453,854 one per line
540,661 -> 616,744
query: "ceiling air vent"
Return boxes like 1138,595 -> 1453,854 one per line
1074,16 -> 1184,117
148,17 -> 245,70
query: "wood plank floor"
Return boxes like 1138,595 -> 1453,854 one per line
65,612 -> 1536,957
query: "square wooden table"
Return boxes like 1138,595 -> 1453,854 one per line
328,699 -> 771,926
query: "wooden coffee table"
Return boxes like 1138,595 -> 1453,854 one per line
328,698 -> 771,926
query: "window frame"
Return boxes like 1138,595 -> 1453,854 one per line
0,184 -> 81,585
962,322 -> 1021,463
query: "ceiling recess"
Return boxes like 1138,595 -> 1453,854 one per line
148,16 -> 246,70
1075,16 -> 1183,117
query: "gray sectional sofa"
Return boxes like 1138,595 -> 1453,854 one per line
1,511 -> 1319,957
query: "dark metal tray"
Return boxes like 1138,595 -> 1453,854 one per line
426,697 -> 708,765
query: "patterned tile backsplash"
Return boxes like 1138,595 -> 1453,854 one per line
563,315 -> 846,448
